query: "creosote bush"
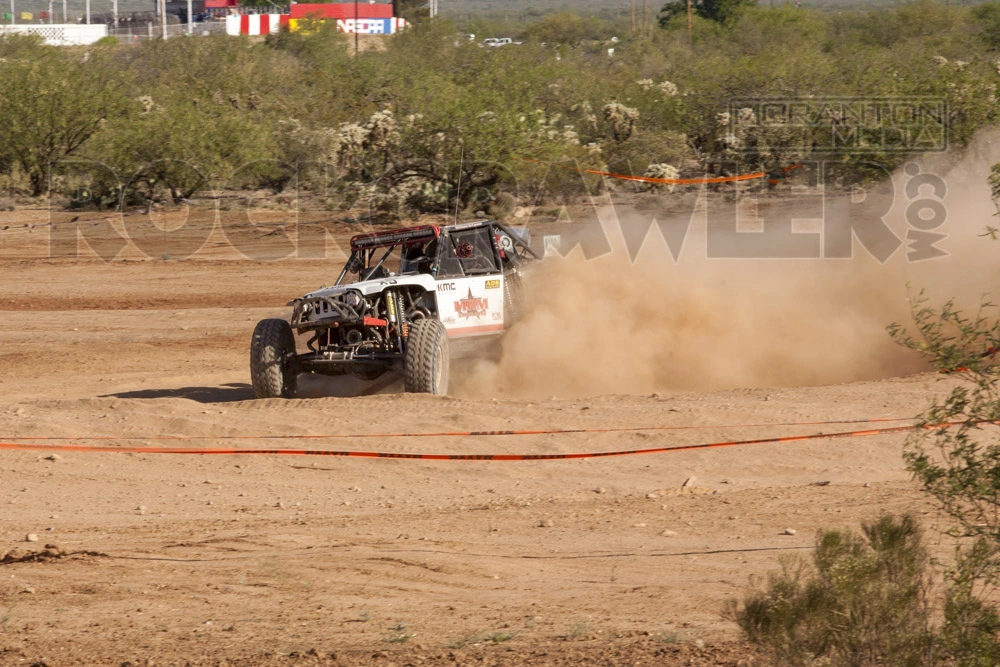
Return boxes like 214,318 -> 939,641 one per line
736,286 -> 1000,665
886,291 -> 1000,665
728,514 -> 934,667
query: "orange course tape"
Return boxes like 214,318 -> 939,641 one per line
0,416 -> 914,442
525,159 -> 803,186
0,423 -> 935,461
583,169 -> 767,185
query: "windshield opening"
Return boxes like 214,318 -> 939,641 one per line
336,243 -> 421,285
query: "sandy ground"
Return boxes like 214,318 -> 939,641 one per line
0,204 -> 969,665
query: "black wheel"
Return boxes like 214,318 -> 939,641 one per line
503,273 -> 523,327
352,367 -> 387,381
250,318 -> 297,399
404,319 -> 449,395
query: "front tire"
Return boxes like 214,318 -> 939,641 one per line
404,319 -> 449,395
250,318 -> 297,399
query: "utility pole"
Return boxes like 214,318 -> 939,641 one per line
160,0 -> 167,39
9,0 -> 14,24
48,0 -> 52,23
85,0 -> 90,23
686,0 -> 692,41
353,0 -> 358,54
61,0 -> 66,22
113,0 -> 117,31
186,0 -> 191,33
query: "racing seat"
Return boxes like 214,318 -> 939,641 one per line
363,266 -> 389,280
401,241 -> 436,274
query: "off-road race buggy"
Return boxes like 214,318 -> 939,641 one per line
250,220 -> 539,398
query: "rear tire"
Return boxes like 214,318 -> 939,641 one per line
404,319 -> 449,395
250,319 -> 297,399
503,273 -> 522,327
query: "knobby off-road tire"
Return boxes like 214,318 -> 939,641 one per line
250,318 -> 297,399
503,273 -> 522,327
404,319 -> 449,395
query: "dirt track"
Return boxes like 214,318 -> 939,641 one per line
0,205 -> 969,665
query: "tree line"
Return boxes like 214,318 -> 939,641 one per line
0,0 -> 997,216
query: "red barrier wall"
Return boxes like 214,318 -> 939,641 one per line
289,3 -> 393,19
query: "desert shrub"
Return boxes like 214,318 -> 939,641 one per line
728,5 -> 828,56
887,289 -> 1000,665
0,41 -> 130,196
264,19 -> 350,78
599,129 -> 690,183
395,0 -> 430,24
316,23 -> 602,216
522,11 -> 608,46
82,35 -> 302,203
486,191 -> 517,218
974,1 -> 1000,50
659,0 -> 757,27
728,514 -> 934,667
938,538 -> 1000,667
0,33 -> 46,58
838,0 -> 968,50
888,295 -> 1000,534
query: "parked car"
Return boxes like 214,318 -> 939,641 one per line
480,37 -> 522,47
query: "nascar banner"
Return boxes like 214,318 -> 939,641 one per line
227,14 -> 407,35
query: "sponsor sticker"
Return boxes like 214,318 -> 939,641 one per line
455,288 -> 489,319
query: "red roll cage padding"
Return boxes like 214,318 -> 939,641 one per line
350,225 -> 441,252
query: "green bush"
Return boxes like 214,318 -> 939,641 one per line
0,40 -> 130,196
659,0 -> 757,27
728,514 -> 934,667
522,11 -> 609,46
887,292 -> 1000,666
973,1 -> 1000,49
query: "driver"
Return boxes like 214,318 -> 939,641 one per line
401,241 -> 435,274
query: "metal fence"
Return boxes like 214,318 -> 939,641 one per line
107,17 -> 225,40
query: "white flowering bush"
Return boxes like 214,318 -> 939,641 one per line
639,162 -> 680,192
658,81 -> 679,96
602,102 -> 640,142
715,106 -> 808,174
138,95 -> 155,115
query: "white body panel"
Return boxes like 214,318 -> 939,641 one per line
302,274 -> 437,300
435,275 -> 504,337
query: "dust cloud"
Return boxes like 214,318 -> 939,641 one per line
454,133 -> 1000,400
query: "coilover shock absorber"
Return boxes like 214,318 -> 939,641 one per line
385,289 -> 397,325
399,291 -> 411,338
385,290 -> 407,353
